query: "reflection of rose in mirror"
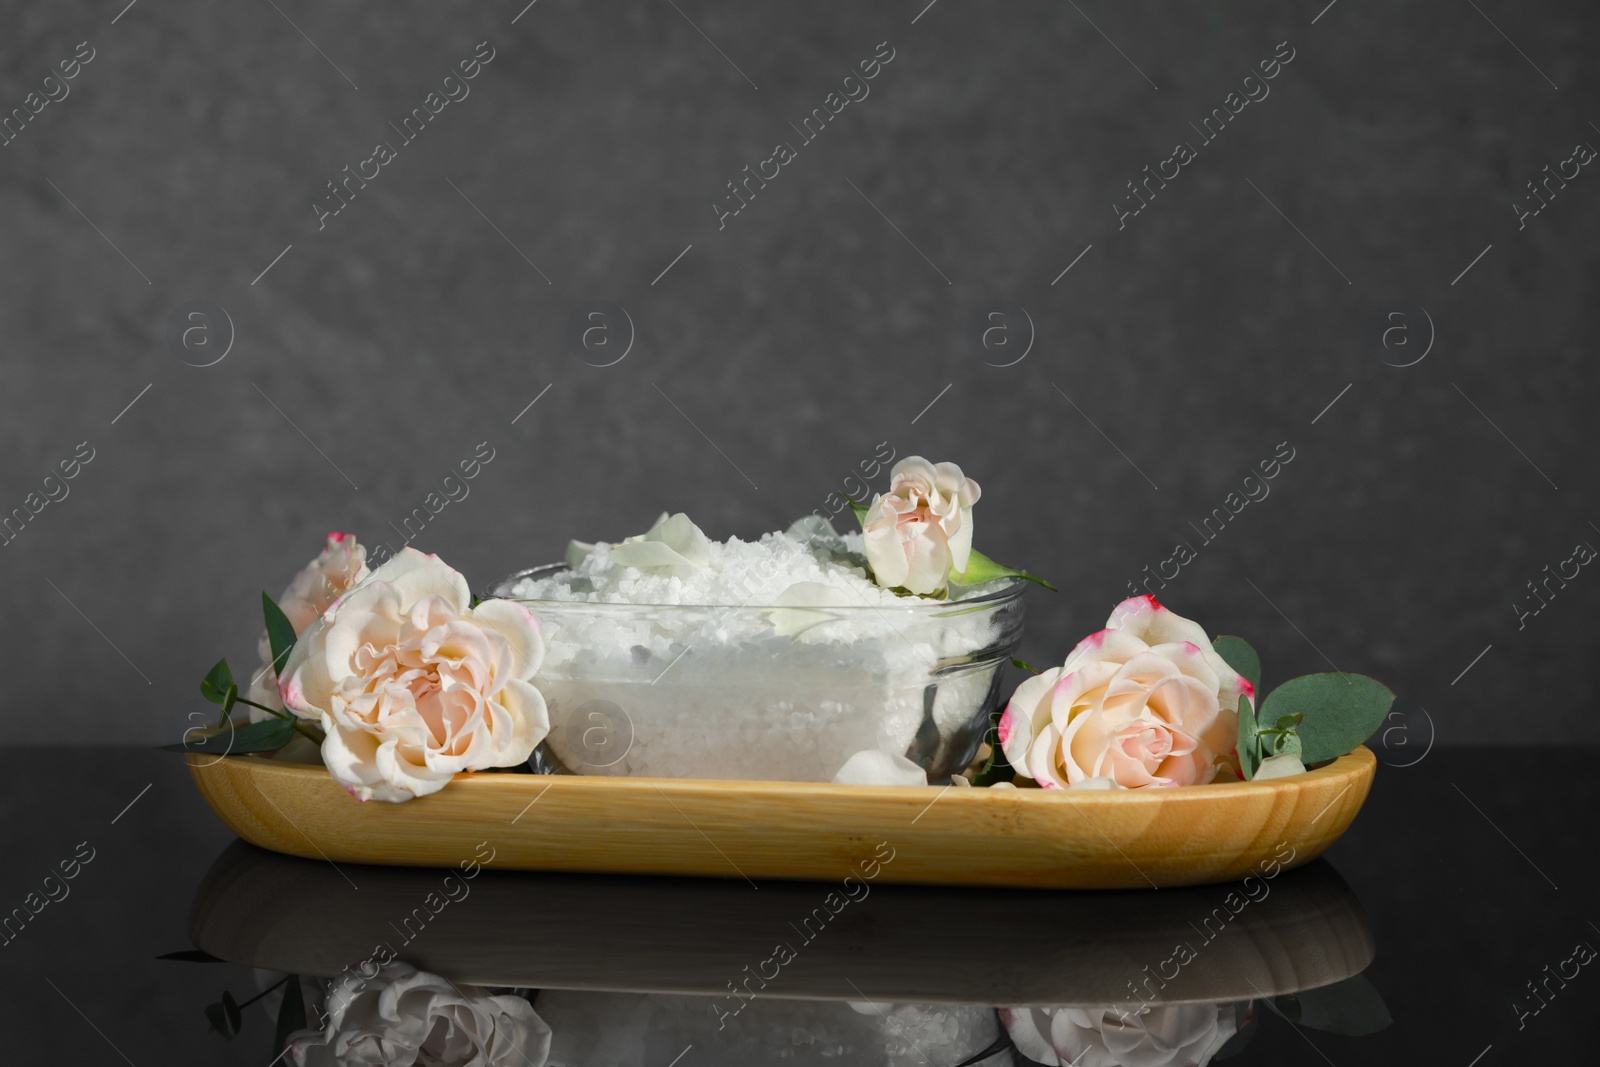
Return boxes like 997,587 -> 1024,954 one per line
1000,1002 -> 1236,1067
288,962 -> 550,1067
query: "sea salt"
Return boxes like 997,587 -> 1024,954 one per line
497,526 -> 1018,783
505,530 -> 907,608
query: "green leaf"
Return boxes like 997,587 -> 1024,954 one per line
1237,694 -> 1259,779
273,975 -> 307,1059
206,991 -> 242,1039
950,548 -> 1056,591
1010,656 -> 1043,675
846,496 -> 869,527
1211,635 -> 1261,692
159,717 -> 295,756
199,659 -> 235,705
262,593 -> 299,681
1258,673 -> 1395,764
1278,974 -> 1392,1036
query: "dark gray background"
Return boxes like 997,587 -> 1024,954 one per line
2,0 -> 1595,744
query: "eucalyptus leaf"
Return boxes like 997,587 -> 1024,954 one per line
950,548 -> 1056,591
1211,635 -> 1261,692
262,593 -> 298,681
159,717 -> 295,756
1237,694 -> 1259,780
199,659 -> 235,705
1280,974 -> 1392,1036
273,975 -> 307,1059
1258,673 -> 1395,764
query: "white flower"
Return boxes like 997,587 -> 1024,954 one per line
861,457 -> 980,595
289,962 -> 551,1067
280,549 -> 549,802
567,512 -> 710,577
1000,1003 -> 1236,1067
246,533 -> 369,721
998,596 -> 1246,789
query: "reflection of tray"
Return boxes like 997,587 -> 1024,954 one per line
186,747 -> 1374,890
190,843 -> 1374,1004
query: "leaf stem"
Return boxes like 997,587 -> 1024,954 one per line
236,975 -> 290,1010
231,698 -> 323,745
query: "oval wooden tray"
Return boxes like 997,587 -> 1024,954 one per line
186,747 -> 1373,889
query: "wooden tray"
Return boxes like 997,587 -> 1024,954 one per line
186,747 -> 1374,889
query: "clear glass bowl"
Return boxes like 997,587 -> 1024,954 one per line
489,565 -> 1027,783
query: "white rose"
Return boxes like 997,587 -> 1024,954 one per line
289,962 -> 552,1067
246,533 -> 369,721
861,457 -> 980,595
1000,1003 -> 1235,1067
280,548 -> 550,802
999,596 -> 1246,789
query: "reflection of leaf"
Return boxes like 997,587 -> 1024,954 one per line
206,991 -> 242,1039
1259,673 -> 1395,764
158,717 -> 294,755
1211,635 -> 1261,692
1279,975 -> 1393,1036
273,975 -> 307,1060
263,593 -> 298,680
157,949 -> 225,963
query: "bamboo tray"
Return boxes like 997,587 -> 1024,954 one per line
186,746 -> 1373,889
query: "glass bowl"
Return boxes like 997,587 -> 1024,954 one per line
489,565 -> 1027,783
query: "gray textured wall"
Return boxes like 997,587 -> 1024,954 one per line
1,0 -> 1595,744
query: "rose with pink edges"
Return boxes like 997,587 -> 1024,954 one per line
279,548 -> 550,802
998,596 -> 1248,789
245,532 -> 370,722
